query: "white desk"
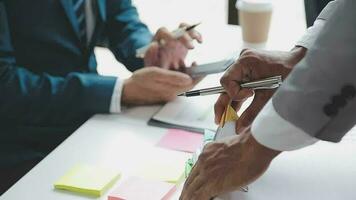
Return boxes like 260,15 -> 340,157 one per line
2,94 -> 356,200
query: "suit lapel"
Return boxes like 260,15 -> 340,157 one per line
60,0 -> 81,40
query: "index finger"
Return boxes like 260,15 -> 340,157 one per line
220,61 -> 254,100
179,23 -> 203,43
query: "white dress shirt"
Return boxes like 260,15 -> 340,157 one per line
109,81 -> 124,113
251,1 -> 339,151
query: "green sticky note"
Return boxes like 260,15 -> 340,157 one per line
54,164 -> 120,197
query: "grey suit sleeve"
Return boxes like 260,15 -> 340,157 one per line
296,1 -> 338,49
272,0 -> 356,142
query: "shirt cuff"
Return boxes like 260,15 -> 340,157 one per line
251,100 -> 318,151
295,19 -> 325,49
109,79 -> 124,113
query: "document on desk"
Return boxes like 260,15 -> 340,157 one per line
149,96 -> 218,133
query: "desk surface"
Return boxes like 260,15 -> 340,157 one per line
2,97 -> 356,200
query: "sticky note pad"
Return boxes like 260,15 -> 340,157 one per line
157,129 -> 203,153
108,177 -> 176,200
54,164 -> 120,197
138,151 -> 188,184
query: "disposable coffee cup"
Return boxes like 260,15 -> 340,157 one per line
236,0 -> 273,44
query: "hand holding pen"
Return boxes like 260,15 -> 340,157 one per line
137,23 -> 202,59
179,76 -> 282,97
214,48 -> 299,132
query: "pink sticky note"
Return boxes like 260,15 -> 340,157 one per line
108,177 -> 176,200
157,129 -> 203,153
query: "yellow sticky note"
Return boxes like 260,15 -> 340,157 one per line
220,105 -> 239,127
138,152 -> 188,184
54,164 -> 120,197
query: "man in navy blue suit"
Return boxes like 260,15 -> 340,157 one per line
0,0 -> 202,193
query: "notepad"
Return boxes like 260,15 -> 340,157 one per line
157,129 -> 203,153
149,96 -> 218,133
108,177 -> 176,200
54,164 -> 120,197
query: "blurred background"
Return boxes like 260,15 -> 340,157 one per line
96,0 -> 306,78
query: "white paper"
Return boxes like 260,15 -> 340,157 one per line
152,96 -> 218,131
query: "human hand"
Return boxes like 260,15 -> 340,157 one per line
215,47 -> 306,133
122,67 -> 199,105
144,23 -> 203,70
180,132 -> 281,200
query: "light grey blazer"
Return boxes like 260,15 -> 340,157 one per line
273,0 -> 356,142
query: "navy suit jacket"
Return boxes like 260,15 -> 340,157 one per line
0,0 -> 152,168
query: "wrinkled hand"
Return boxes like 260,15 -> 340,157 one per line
215,47 -> 306,133
122,67 -> 199,105
180,133 -> 281,200
144,23 -> 203,70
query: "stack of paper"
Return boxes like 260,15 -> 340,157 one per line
54,164 -> 120,197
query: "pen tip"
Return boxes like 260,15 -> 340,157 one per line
178,93 -> 184,96
193,22 -> 201,27
186,22 -> 201,31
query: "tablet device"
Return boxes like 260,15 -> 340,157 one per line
184,57 -> 236,77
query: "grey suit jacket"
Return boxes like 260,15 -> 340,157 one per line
273,0 -> 356,142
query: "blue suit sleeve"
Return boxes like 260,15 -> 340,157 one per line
0,64 -> 116,126
106,0 -> 153,71
0,2 -> 116,126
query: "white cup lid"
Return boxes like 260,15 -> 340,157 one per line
236,0 -> 273,12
